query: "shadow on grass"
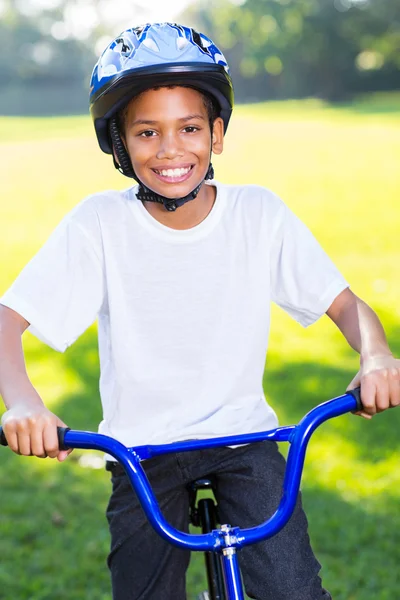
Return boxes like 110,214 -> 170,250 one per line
335,96 -> 400,115
264,358 -> 400,464
264,312 -> 400,464
303,486 -> 400,600
1,318 -> 400,599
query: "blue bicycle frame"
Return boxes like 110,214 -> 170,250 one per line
0,389 -> 361,599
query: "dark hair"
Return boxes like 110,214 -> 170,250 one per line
116,85 -> 220,137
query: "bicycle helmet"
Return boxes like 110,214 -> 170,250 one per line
89,23 -> 234,211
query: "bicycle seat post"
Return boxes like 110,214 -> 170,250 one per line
188,478 -> 227,599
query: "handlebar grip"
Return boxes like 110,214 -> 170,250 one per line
0,426 -> 7,446
57,427 -> 70,450
0,426 -> 70,450
347,386 -> 362,411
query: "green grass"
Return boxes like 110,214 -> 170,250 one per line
0,93 -> 400,599
0,115 -> 91,143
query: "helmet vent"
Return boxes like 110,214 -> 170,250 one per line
191,29 -> 210,55
176,37 -> 189,51
143,37 -> 160,52
115,37 -> 132,57
200,35 -> 212,48
134,26 -> 145,38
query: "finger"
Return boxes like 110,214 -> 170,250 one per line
43,424 -> 61,459
352,411 -> 372,420
389,367 -> 400,408
17,430 -> 32,456
30,425 -> 46,458
2,426 -> 19,453
375,373 -> 390,412
360,411 -> 372,419
360,378 -> 377,415
57,449 -> 73,462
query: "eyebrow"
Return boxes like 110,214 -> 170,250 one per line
131,114 -> 206,127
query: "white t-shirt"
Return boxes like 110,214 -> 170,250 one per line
0,181 -> 348,447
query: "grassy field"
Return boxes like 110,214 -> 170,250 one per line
0,92 -> 400,599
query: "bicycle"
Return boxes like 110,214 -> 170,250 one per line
1,387 -> 363,600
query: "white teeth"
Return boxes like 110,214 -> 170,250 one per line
156,167 -> 191,178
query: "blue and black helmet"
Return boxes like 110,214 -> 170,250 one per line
90,23 -> 234,155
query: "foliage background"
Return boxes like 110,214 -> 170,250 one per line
186,0 -> 400,101
0,0 -> 399,114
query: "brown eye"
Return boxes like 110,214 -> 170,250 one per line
183,126 -> 199,133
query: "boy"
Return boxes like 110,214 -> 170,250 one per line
0,23 -> 399,600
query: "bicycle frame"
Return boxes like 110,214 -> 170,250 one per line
0,389 -> 361,599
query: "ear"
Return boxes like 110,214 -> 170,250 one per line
211,117 -> 224,156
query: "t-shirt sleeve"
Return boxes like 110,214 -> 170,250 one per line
0,205 -> 105,352
269,200 -> 349,327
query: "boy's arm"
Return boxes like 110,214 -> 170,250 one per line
326,288 -> 400,418
0,305 -> 70,460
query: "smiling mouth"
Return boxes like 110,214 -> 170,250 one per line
151,165 -> 195,183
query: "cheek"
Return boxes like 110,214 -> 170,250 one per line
126,140 -> 151,167
186,132 -> 212,157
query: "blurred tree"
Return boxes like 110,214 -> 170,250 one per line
183,0 -> 400,101
0,0 -> 100,114
0,0 -> 399,113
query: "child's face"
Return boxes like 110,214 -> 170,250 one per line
122,86 -> 224,199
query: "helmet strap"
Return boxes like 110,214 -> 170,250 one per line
109,117 -> 214,212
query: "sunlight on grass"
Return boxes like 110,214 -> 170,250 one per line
305,434 -> 400,502
25,341 -> 85,406
0,115 -> 91,143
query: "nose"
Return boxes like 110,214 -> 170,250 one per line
156,131 -> 184,160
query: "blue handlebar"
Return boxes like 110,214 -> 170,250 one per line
0,390 -> 360,551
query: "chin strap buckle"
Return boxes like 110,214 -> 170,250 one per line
136,178 -> 205,211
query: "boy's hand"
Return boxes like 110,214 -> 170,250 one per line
1,404 -> 72,461
347,354 -> 400,419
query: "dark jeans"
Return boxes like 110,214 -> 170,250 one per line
105,441 -> 331,600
